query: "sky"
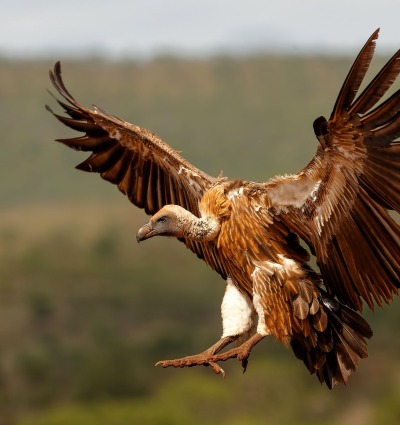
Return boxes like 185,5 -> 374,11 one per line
2,0 -> 400,58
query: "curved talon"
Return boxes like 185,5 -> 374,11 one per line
207,347 -> 252,374
208,361 -> 226,377
241,357 -> 249,373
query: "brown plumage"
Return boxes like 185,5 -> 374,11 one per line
47,29 -> 400,389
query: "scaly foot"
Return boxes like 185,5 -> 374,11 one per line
155,335 -> 238,377
156,353 -> 226,376
209,333 -> 265,372
155,334 -> 265,376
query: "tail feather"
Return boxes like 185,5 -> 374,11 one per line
291,290 -> 372,389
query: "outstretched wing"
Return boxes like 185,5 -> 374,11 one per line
48,62 -> 215,215
48,62 -> 228,278
264,29 -> 400,311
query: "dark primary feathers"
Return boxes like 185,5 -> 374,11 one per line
264,29 -> 400,311
48,62 -> 228,279
48,29 -> 400,388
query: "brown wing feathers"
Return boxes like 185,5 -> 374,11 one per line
48,62 -> 230,280
319,194 -> 400,310
350,49 -> 400,116
330,29 -> 379,121
316,30 -> 400,311
48,61 -> 213,216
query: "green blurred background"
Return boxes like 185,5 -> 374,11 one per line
0,54 -> 399,425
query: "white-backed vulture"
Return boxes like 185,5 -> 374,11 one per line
47,29 -> 400,388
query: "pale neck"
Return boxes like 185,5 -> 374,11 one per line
179,208 -> 220,241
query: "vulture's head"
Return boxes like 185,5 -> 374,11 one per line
136,205 -> 189,242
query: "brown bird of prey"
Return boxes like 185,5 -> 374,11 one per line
48,29 -> 400,388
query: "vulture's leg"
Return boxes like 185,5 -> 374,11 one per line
208,332 -> 265,372
155,334 -> 239,376
156,278 -> 255,376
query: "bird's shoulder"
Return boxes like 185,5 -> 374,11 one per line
199,179 -> 274,220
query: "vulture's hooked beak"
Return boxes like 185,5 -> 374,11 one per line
136,222 -> 154,242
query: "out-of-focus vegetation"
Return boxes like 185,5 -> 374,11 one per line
0,54 -> 399,425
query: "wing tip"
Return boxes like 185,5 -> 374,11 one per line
371,27 -> 380,41
330,29 -> 381,121
49,61 -> 78,106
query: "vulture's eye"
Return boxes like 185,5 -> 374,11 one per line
156,216 -> 167,224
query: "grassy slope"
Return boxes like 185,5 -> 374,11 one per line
0,55 -> 399,425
